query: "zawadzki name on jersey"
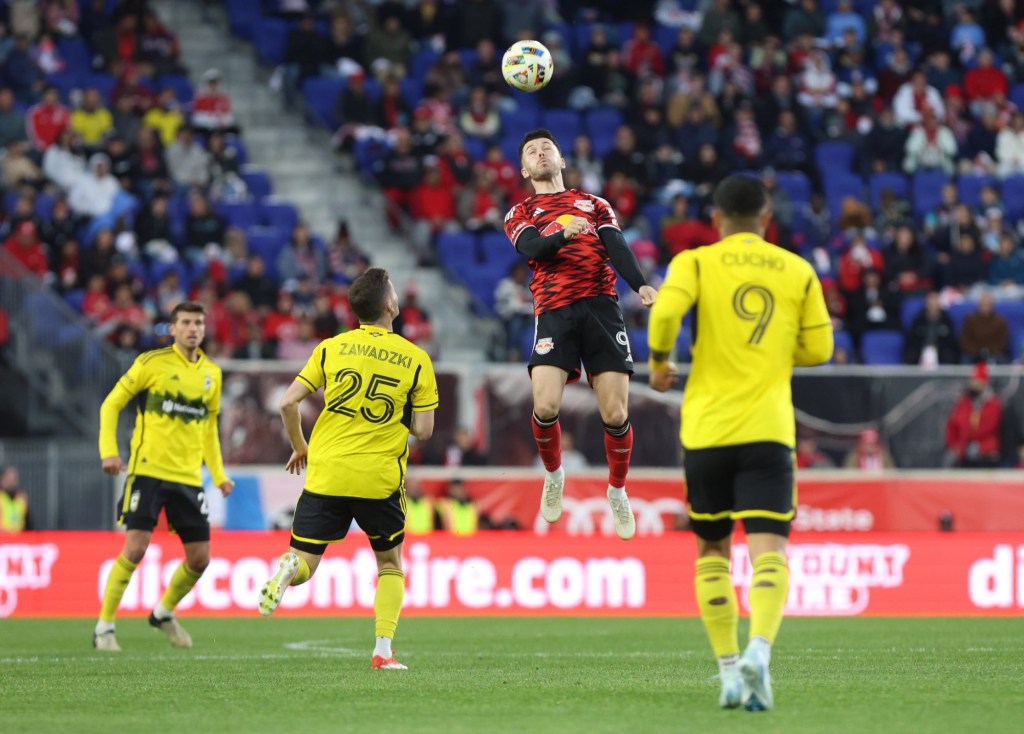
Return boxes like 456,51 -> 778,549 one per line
731,543 -> 911,616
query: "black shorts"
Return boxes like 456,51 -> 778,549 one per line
529,295 -> 634,383
118,475 -> 210,543
290,489 -> 406,554
683,442 -> 795,541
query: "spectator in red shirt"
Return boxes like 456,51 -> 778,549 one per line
602,172 -> 637,228
111,65 -> 156,117
3,220 -> 48,277
263,290 -> 298,347
623,23 -> 665,77
191,68 -> 238,135
945,361 -> 1003,468
82,273 -> 113,321
410,160 -> 456,264
660,195 -> 719,257
26,86 -> 70,151
963,48 -> 1008,114
477,143 -> 519,200
838,235 -> 885,295
100,282 -> 150,340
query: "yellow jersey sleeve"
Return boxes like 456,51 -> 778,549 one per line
296,340 -> 329,393
795,273 -> 834,366
202,369 -> 229,487
647,250 -> 699,361
412,354 -> 440,411
98,355 -> 152,459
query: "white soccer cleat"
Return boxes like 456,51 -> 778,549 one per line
259,552 -> 301,617
540,467 -> 565,523
149,612 -> 193,648
719,670 -> 744,709
607,488 -> 636,540
740,647 -> 774,711
92,630 -> 121,652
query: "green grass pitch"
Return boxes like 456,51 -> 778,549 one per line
2,617 -> 1021,734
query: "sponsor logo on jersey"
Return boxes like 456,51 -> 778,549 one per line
204,374 -> 212,390
540,214 -> 597,238
535,337 -> 554,355
573,199 -> 594,212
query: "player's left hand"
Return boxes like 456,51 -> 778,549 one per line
218,479 -> 235,498
649,362 -> 679,392
638,285 -> 658,307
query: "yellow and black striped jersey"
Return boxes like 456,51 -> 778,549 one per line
648,233 -> 833,450
99,344 -> 228,487
297,325 -> 438,499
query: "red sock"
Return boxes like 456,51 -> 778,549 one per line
532,413 -> 562,472
604,421 -> 633,489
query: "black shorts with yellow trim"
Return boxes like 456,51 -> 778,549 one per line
290,488 -> 406,554
683,441 -> 795,541
118,475 -> 210,543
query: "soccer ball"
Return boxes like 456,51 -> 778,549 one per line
501,40 -> 554,93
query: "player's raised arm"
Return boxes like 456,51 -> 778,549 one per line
597,219 -> 657,306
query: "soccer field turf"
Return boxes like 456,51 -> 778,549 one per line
1,617 -> 1021,734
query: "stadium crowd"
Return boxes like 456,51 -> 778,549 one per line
3,0 -> 1024,367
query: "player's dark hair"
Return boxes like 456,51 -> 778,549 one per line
169,301 -> 205,322
518,128 -> 561,164
349,267 -> 392,323
712,175 -> 770,220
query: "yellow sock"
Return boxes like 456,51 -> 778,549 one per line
748,552 -> 790,645
291,556 -> 311,586
374,569 -> 405,639
99,555 -> 138,623
159,562 -> 203,611
694,557 -> 739,659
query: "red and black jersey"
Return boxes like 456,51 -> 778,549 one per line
502,189 -> 621,314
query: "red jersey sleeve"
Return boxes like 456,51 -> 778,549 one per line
591,194 -> 621,232
503,203 -> 534,247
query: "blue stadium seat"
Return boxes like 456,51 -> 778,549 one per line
500,137 -> 522,167
436,231 -> 477,271
541,108 -> 582,145
775,171 -> 811,204
27,291 -> 63,346
585,107 -> 624,137
56,38 -> 91,70
155,74 -> 194,104
480,230 -> 521,271
463,136 -> 487,161
868,172 -> 908,210
957,174 -> 997,208
911,171 -> 950,220
464,261 -> 507,312
149,260 -> 190,290
500,106 -> 540,135
653,25 -> 679,55
1002,175 -> 1024,220
215,200 -> 261,231
252,19 -> 289,66
63,289 -> 86,312
833,330 -> 854,362
642,201 -> 670,238
823,173 -> 863,223
628,328 -> 649,361
860,330 -> 904,365
389,76 -> 417,108
1012,325 -> 1024,362
262,198 -> 299,232
226,135 -> 248,165
79,72 -> 117,104
409,46 -> 441,83
246,227 -> 289,278
302,76 -> 346,128
46,71 -> 79,104
947,301 -> 975,336
814,140 -> 855,175
34,192 -> 55,220
1011,83 -> 1024,113
995,300 -> 1024,330
240,167 -> 273,200
900,296 -> 925,329
226,0 -> 261,39
590,129 -> 617,158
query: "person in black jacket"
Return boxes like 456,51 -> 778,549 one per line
903,291 -> 959,365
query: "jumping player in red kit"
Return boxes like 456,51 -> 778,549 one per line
502,129 -> 658,539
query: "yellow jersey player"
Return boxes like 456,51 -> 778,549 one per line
258,268 -> 438,671
94,302 -> 234,652
647,175 -> 833,711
